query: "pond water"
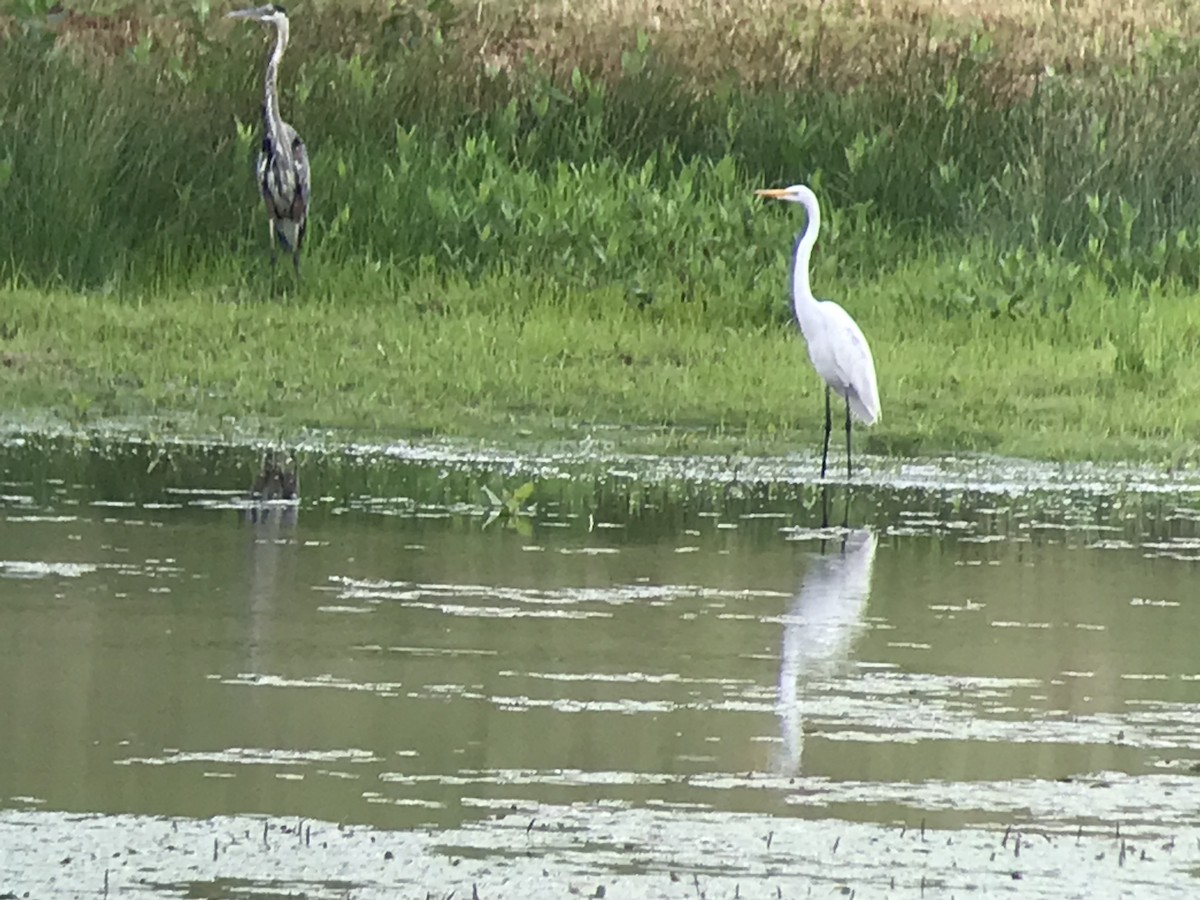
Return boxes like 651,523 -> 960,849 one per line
2,435 -> 1199,898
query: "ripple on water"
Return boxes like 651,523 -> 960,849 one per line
115,748 -> 384,767
220,673 -> 406,695
329,576 -> 785,616
0,560 -> 98,578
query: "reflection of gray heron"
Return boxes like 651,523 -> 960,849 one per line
755,185 -> 880,479
777,528 -> 877,774
249,450 -> 300,502
243,479 -> 299,673
228,4 -> 310,277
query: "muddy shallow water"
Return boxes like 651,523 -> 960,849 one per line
1,435 -> 1199,897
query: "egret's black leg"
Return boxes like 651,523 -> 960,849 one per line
844,395 -> 853,480
292,250 -> 301,280
820,482 -> 830,529
841,486 -> 851,530
821,386 -> 833,479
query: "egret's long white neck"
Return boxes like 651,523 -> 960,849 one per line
263,16 -> 290,144
790,187 -> 821,334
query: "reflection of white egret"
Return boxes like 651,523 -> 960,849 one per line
777,528 -> 877,774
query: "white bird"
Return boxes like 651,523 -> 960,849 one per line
756,185 -> 880,479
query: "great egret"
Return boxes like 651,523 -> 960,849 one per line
756,185 -> 880,479
228,4 -> 310,277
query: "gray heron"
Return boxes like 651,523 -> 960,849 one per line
228,4 -> 310,278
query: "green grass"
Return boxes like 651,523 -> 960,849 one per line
4,1 -> 1200,464
5,244 -> 1200,464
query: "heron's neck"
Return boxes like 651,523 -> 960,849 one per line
262,18 -> 290,142
791,195 -> 820,333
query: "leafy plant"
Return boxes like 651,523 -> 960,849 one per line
483,481 -> 536,534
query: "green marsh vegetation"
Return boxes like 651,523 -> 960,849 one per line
4,0 -> 1200,462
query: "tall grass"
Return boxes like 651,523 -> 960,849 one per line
5,2 -> 1200,461
5,0 -> 1200,299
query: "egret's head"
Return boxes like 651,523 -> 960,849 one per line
755,184 -> 818,205
226,4 -> 288,26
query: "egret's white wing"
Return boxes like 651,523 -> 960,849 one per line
805,301 -> 881,425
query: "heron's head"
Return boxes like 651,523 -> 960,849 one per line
754,184 -> 818,206
226,4 -> 288,26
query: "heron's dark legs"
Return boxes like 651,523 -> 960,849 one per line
845,395 -> 853,480
264,218 -> 281,294
820,386 -> 833,479
267,217 -> 278,269
293,221 -> 305,280
820,482 -> 830,528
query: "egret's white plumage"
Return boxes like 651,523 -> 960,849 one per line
756,184 -> 880,478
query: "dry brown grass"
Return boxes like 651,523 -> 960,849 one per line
429,0 -> 1200,111
2,5 -> 194,70
498,0 -> 1194,35
8,0 -> 1200,91
47,8 -> 147,64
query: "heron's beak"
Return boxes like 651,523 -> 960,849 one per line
226,8 -> 263,19
755,188 -> 791,199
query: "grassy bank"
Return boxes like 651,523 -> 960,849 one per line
6,254 -> 1200,464
3,0 -> 1200,463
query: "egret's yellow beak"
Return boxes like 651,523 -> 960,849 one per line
755,188 -> 791,199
